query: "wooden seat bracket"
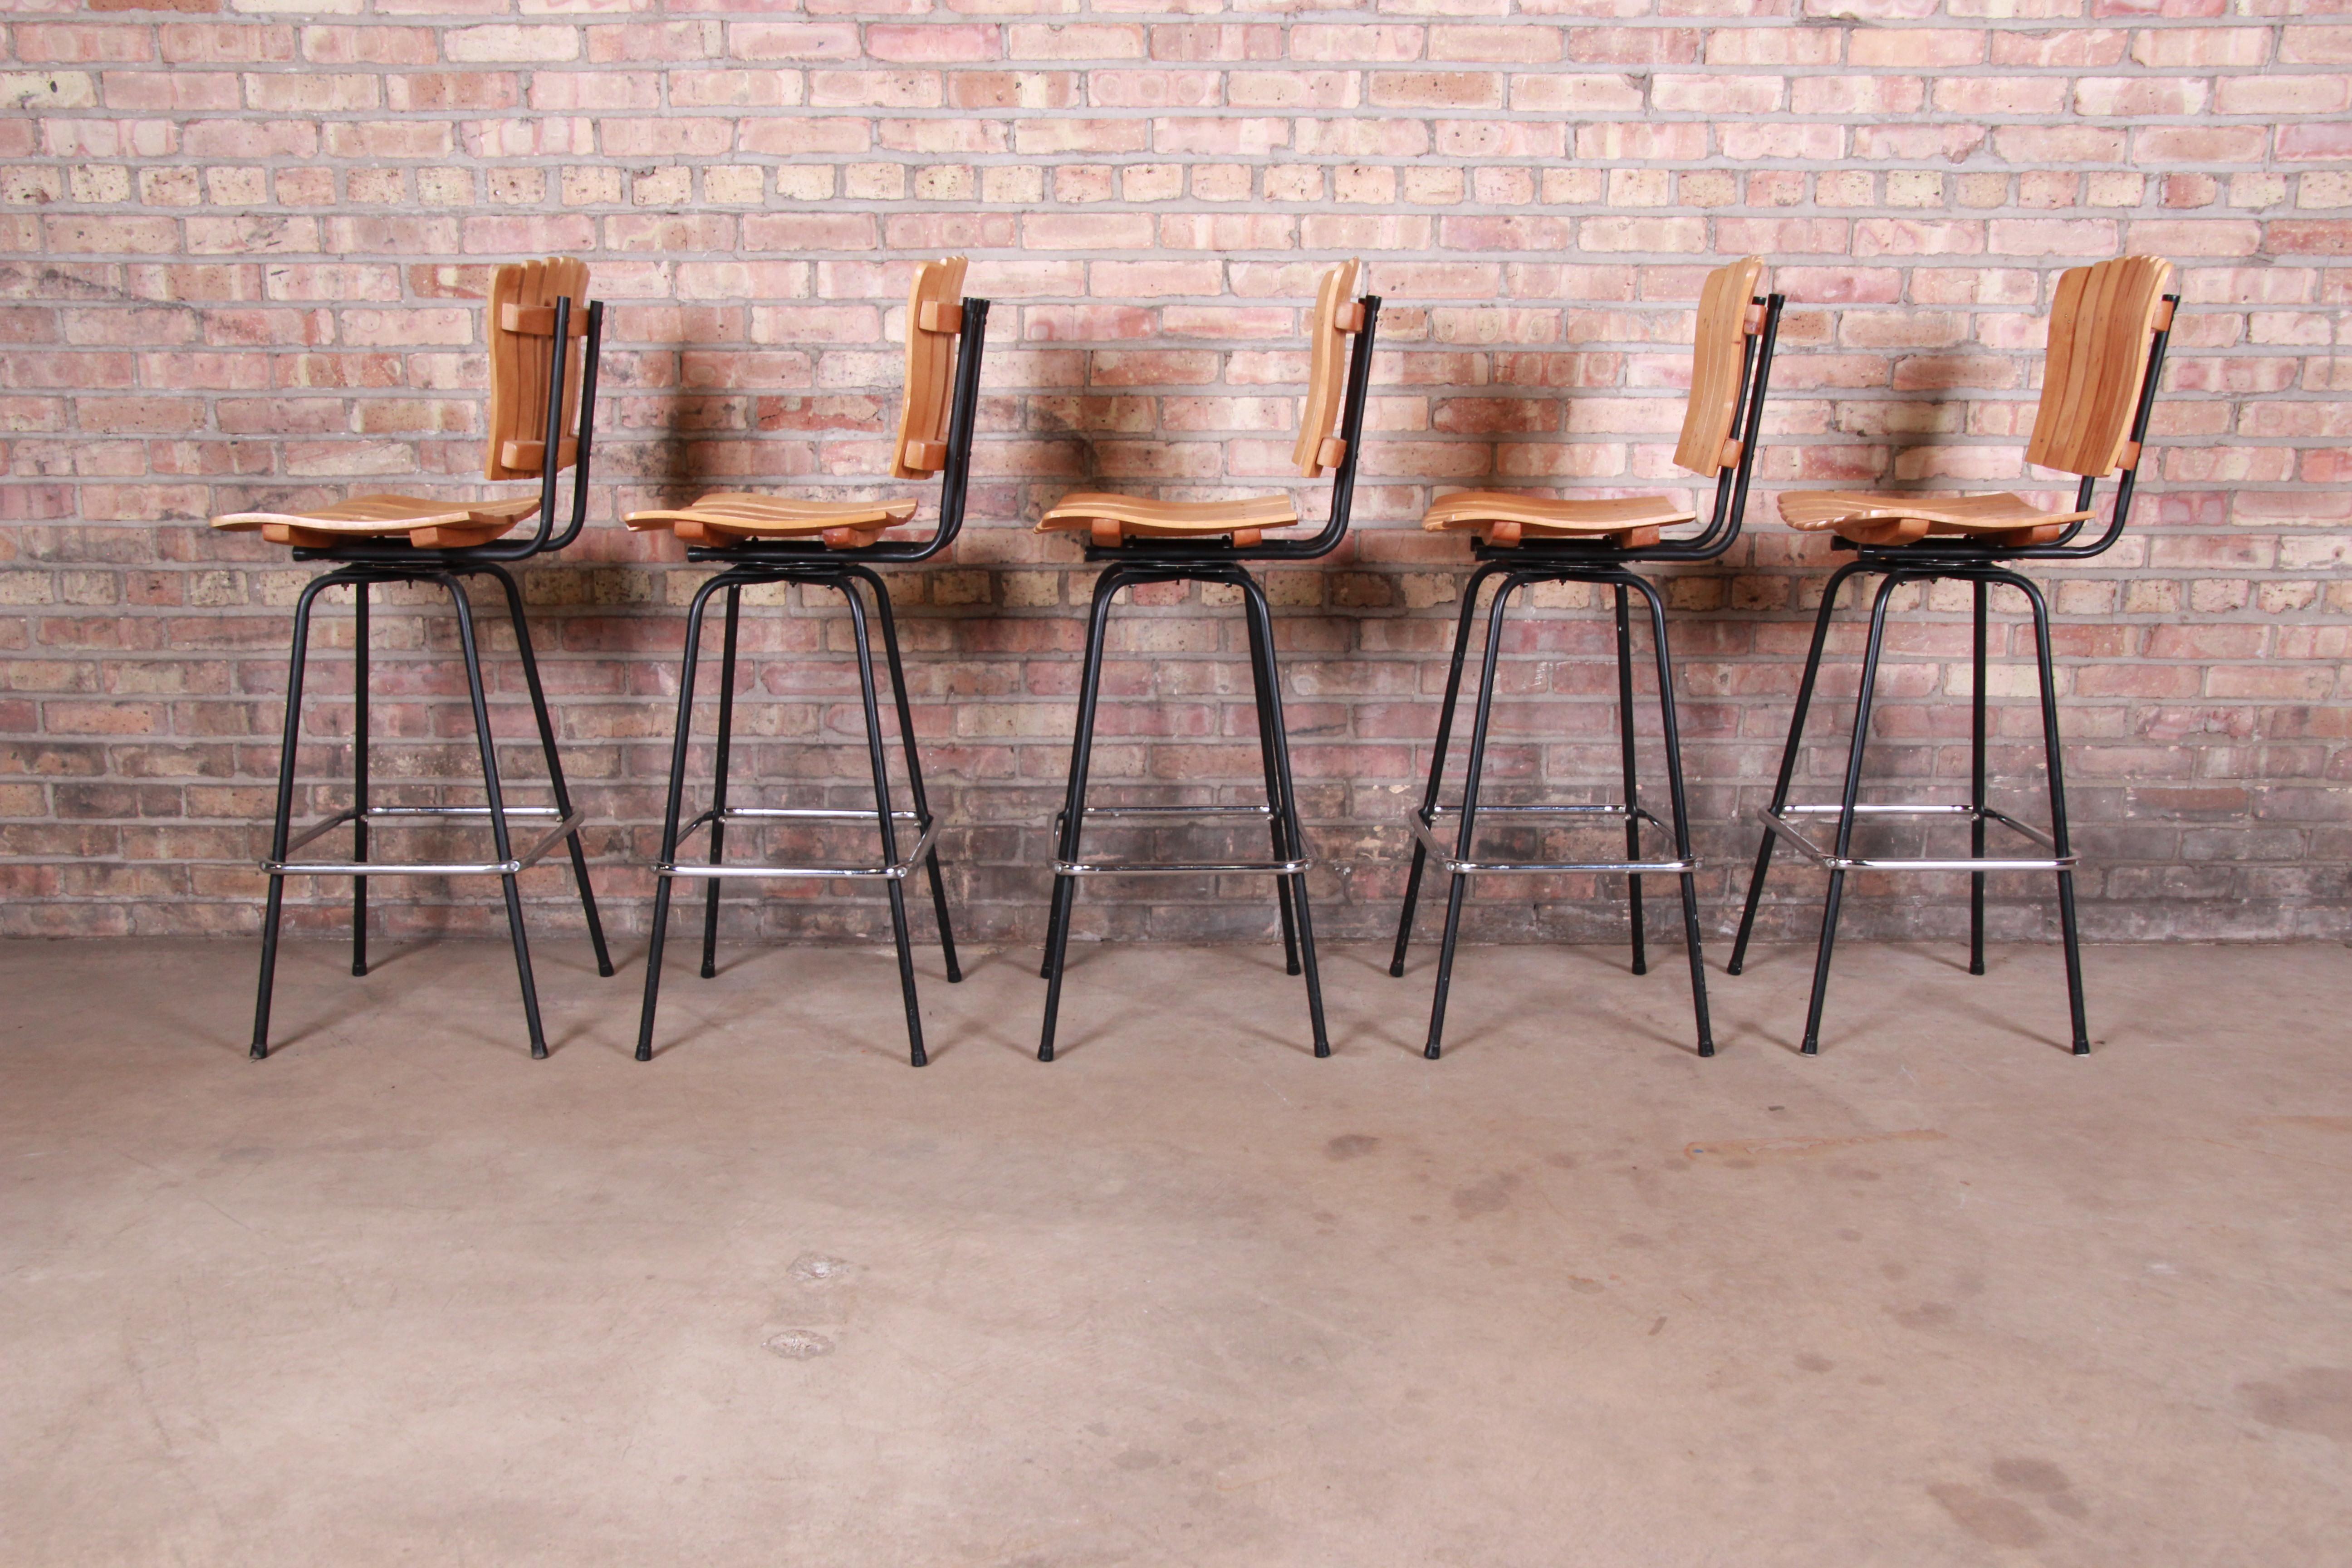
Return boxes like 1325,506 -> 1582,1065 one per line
500,302 -> 588,338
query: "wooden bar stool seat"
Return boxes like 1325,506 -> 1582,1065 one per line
627,494 -> 921,550
1779,490 -> 2092,549
1037,491 -> 1299,549
213,495 -> 548,551
1422,492 -> 1700,551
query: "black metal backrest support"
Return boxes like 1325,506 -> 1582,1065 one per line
898,294 -> 989,563
1671,291 -> 1785,564
1317,296 -> 1383,564
499,293 -> 603,561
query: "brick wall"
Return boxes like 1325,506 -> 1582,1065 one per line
2,0 -> 2347,949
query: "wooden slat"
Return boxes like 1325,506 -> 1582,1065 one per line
485,257 -> 591,482
219,492 -> 540,548
407,520 -> 523,550
2025,255 -> 2174,478
1829,514 -> 2060,549
1290,258 -> 1361,478
1671,256 -> 1765,476
260,523 -> 354,549
1482,520 -> 1660,549
498,303 -> 588,337
1422,490 -> 1693,548
1778,489 -> 2093,542
1830,516 -> 1932,547
1422,492 -> 1697,532
484,261 -> 525,481
892,256 -> 970,479
624,493 -> 921,536
498,439 -> 578,472
1038,491 -> 1300,539
216,495 -> 474,532
2031,265 -> 2098,479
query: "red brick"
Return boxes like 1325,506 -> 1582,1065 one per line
1993,29 -> 2128,67
2132,125 -> 2268,162
1933,76 -> 2070,115
1566,27 -> 1701,64
1790,75 -> 1924,115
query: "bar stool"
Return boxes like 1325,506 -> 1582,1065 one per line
1727,255 -> 2178,1055
1031,261 -> 1381,1061
1392,258 -> 1784,1059
211,257 -> 613,1059
625,258 -> 987,1066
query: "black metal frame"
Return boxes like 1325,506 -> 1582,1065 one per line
250,295 -> 614,1060
1391,293 -> 1785,1060
1726,291 -> 2178,1057
635,299 -> 991,1067
1035,295 -> 1383,1062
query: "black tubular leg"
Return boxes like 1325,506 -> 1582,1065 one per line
1037,870 -> 1062,979
1426,573 -> 1522,1060
350,580 -> 369,979
637,573 -> 724,1062
1801,571 -> 1905,1056
1615,583 -> 1647,977
1729,560 -> 1867,975
1969,578 -> 1988,977
2008,571 -> 2090,1055
489,564 -> 612,979
1632,576 -> 1713,1058
1039,565 -> 1125,1061
700,584 -> 741,980
446,575 -> 546,1059
251,572 -> 338,1059
1241,571 -> 1301,977
854,564 -> 961,984
1240,570 -> 1327,1057
843,579 -> 926,1068
1392,561 -> 1501,977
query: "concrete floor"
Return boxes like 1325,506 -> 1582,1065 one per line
2,933 -> 2347,1565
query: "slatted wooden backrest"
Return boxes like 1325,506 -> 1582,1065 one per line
2026,255 -> 2176,477
1292,258 -> 1364,479
1671,256 -> 1767,477
891,255 -> 971,480
485,257 -> 590,482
